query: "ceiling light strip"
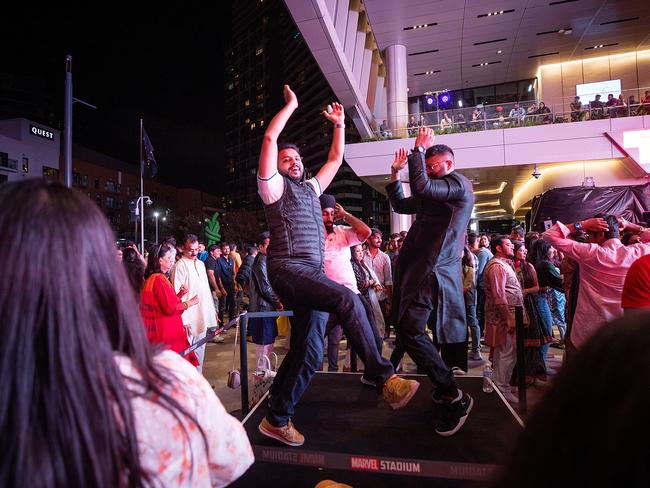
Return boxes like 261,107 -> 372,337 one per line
528,51 -> 559,58
477,9 -> 515,18
584,43 -> 618,50
403,22 -> 438,31
537,27 -> 571,36
600,17 -> 639,26
409,49 -> 439,56
473,38 -> 507,46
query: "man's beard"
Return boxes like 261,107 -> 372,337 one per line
324,222 -> 334,234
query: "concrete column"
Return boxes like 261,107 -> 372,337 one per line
389,182 -> 413,233
385,44 -> 408,137
390,210 -> 413,234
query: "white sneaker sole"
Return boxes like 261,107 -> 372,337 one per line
258,422 -> 304,447
360,376 -> 376,387
435,395 -> 474,437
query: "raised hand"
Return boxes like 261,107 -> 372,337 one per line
334,202 -> 346,220
392,148 -> 408,173
581,218 -> 609,233
283,84 -> 298,108
322,101 -> 345,125
414,127 -> 435,149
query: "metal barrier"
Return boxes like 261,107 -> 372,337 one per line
239,310 -> 294,415
514,305 -> 527,415
181,310 -> 294,415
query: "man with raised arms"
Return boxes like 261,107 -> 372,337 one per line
256,85 -> 419,447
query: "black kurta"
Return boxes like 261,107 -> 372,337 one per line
387,151 -> 474,343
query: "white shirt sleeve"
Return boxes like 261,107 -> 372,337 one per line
257,172 -> 322,205
342,225 -> 362,247
306,177 -> 322,197
257,172 -> 284,205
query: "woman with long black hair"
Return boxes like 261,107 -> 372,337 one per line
0,180 -> 253,487
512,241 -> 553,386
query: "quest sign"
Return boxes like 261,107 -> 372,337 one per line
29,124 -> 55,141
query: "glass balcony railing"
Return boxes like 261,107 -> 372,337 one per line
370,87 -> 650,141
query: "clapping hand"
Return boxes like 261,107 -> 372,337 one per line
392,148 -> 408,173
414,127 -> 435,149
322,101 -> 344,125
283,84 -> 298,108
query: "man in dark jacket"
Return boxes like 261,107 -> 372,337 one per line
236,246 -> 257,291
387,127 -> 474,437
249,232 -> 282,363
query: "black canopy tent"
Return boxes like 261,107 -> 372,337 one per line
528,184 -> 650,232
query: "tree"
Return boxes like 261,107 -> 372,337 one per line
220,208 -> 263,245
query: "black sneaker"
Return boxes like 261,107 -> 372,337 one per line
434,391 -> 473,437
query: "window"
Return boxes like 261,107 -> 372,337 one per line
94,178 -> 100,189
105,196 -> 116,208
22,157 -> 28,173
96,194 -> 102,206
1,152 -> 17,170
255,47 -> 263,56
105,179 -> 116,192
244,99 -> 251,107
43,166 -> 59,181
73,171 -> 81,186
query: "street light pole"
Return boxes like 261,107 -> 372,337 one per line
154,211 -> 159,244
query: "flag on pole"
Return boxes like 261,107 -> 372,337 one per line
141,127 -> 158,179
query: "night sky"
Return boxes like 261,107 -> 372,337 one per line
2,6 -> 230,193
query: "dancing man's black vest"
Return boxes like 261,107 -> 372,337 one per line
264,174 -> 325,271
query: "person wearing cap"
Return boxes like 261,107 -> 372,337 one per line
255,85 -> 420,447
320,193 -> 387,374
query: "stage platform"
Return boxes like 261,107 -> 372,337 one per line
233,372 -> 523,487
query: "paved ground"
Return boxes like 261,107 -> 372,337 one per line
202,326 -> 564,420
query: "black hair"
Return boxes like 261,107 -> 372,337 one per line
467,232 -> 479,247
511,226 -> 525,239
370,228 -> 382,237
621,231 -> 638,246
513,241 -> 534,287
0,180 -> 204,487
529,239 -> 552,266
491,313 -> 650,487
278,142 -> 301,155
122,247 -> 145,296
490,235 -> 509,255
144,243 -> 174,279
424,144 -> 455,160
259,231 -> 270,241
207,244 -> 219,253
462,246 -> 474,267
593,213 -> 620,240
183,234 -> 198,246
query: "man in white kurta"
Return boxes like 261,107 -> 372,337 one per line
171,234 -> 218,373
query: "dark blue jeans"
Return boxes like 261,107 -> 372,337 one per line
267,262 -> 394,427
218,283 -> 237,323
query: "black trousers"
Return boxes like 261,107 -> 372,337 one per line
390,273 -> 458,397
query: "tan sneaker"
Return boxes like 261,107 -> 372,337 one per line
259,417 -> 305,446
382,375 -> 420,410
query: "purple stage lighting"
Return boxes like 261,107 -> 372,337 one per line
437,91 -> 453,108
426,96 -> 435,105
